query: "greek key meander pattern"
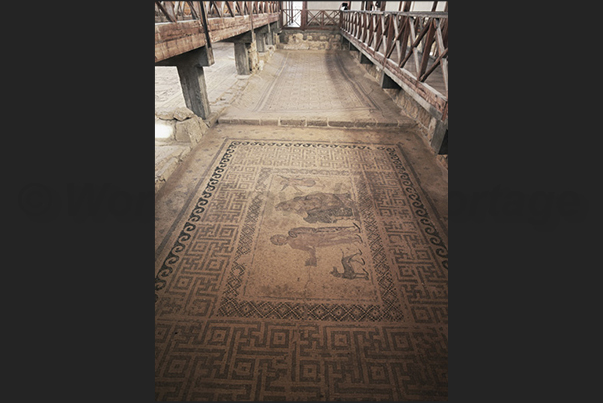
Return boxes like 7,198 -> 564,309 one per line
155,140 -> 448,400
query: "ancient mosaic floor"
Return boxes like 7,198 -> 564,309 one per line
219,50 -> 411,127
155,134 -> 448,400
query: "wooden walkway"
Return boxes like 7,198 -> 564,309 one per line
155,1 -> 281,63
154,3 -> 448,123
340,9 -> 448,120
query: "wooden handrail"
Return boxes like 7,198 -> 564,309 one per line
343,10 -> 448,18
155,1 -> 281,63
341,9 -> 448,100
155,1 -> 281,23
281,9 -> 341,30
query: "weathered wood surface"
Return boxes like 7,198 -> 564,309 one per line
155,21 -> 207,63
341,8 -> 448,116
155,1 -> 280,63
281,9 -> 341,31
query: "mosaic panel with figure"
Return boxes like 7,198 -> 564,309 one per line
155,140 -> 448,401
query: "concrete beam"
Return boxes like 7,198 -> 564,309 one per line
255,25 -> 273,52
255,30 -> 266,52
430,118 -> 448,154
439,129 -> 448,154
359,53 -> 372,64
222,30 -> 254,43
341,36 -> 350,49
234,42 -> 251,75
155,45 -> 214,67
380,71 -> 401,89
255,25 -> 270,34
266,23 -> 274,45
271,21 -> 281,45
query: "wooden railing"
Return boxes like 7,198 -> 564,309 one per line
155,1 -> 281,62
282,9 -> 341,30
155,1 -> 281,23
341,10 -> 448,102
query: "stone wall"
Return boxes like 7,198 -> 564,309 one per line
248,41 -> 260,73
154,107 -> 209,145
349,49 -> 448,169
351,51 -> 433,131
257,44 -> 276,71
277,30 -> 342,50
155,107 -> 209,193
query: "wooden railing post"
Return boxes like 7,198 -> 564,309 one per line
199,1 -> 213,50
418,18 -> 436,80
337,9 -> 448,115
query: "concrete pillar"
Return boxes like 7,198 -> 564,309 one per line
429,117 -> 448,154
266,24 -> 274,46
156,46 -> 214,119
234,42 -> 251,75
176,63 -> 211,119
256,31 -> 266,52
271,22 -> 280,44
225,31 -> 259,75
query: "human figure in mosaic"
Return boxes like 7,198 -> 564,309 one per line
270,224 -> 363,266
274,192 -> 358,223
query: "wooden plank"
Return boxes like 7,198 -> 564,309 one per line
342,30 -> 447,114
384,14 -> 395,59
385,15 -> 403,60
156,1 -> 177,23
434,19 -> 448,96
185,1 -> 199,19
385,15 -> 398,60
155,21 -> 207,62
375,13 -> 382,50
398,15 -> 409,63
208,15 -> 253,41
407,18 -> 421,73
418,19 -> 436,79
441,16 -> 448,48
355,11 -> 448,18
374,13 -> 387,54
413,17 -> 430,50
398,16 -> 430,72
155,20 -> 205,44
419,47 -> 447,82
225,1 -> 235,17
361,13 -> 367,42
359,12 -> 363,39
214,1 -> 224,17
366,13 -> 374,47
